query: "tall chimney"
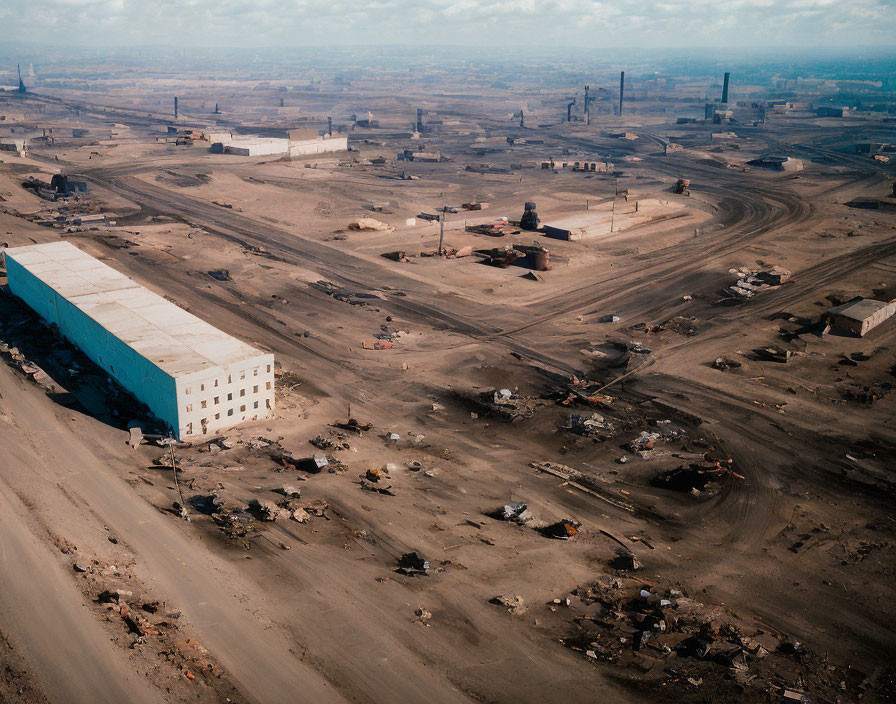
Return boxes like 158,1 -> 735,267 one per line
174,96 -> 178,119
327,116 -> 333,136
584,85 -> 590,125
722,72 -> 730,104
619,71 -> 625,116
416,108 -> 424,132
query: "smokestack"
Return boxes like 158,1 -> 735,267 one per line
722,72 -> 730,104
584,85 -> 590,125
17,64 -> 26,94
174,96 -> 178,119
619,71 -> 625,116
567,98 -> 575,122
327,116 -> 333,136
416,108 -> 424,133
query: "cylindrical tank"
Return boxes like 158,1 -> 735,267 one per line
531,250 -> 551,271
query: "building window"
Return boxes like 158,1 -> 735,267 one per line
266,381 -> 272,390
200,383 -> 205,391
266,399 -> 271,409
214,379 -> 219,387
253,385 -> 258,393
227,393 -> 232,401
240,404 -> 246,412
254,401 -> 259,409
240,370 -> 246,380
186,422 -> 193,434
253,368 -> 258,376
227,374 -> 232,384
227,409 -> 233,416
214,396 -> 220,405
214,413 -> 220,420
240,389 -> 246,397
201,400 -> 207,409
266,364 -> 271,373
185,404 -> 192,413
185,386 -> 191,395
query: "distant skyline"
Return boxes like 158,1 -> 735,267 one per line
1,0 -> 894,49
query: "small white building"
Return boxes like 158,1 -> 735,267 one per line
4,242 -> 274,440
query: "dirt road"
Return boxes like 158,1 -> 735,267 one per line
0,472 -> 163,704
0,364 -> 346,704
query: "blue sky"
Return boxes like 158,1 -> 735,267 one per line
1,0 -> 894,47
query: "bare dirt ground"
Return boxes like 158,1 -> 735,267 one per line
0,71 -> 895,704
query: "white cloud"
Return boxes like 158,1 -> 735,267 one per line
2,0 -> 894,46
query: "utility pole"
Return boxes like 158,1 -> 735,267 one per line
611,177 -> 618,233
439,209 -> 445,255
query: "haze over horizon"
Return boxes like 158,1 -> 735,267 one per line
1,0 -> 894,50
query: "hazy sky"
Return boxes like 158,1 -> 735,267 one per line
2,0 -> 894,48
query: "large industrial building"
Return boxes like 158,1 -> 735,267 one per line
4,242 -> 274,440
209,131 -> 348,157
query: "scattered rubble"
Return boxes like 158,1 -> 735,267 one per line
560,575 -> 862,702
720,265 -> 791,300
489,594 -> 527,613
654,455 -> 743,494
396,552 -> 430,576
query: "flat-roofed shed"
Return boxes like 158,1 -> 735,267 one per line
828,297 -> 896,337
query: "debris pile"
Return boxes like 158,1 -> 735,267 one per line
348,217 -> 394,232
540,518 -> 581,540
396,552 -> 430,576
476,243 -> 551,271
561,575 -> 863,702
465,219 -> 519,236
487,501 -> 534,524
478,387 -> 539,421
490,594 -> 527,613
720,266 -> 791,300
838,381 -> 892,404
331,415 -> 373,435
653,455 -> 743,494
627,421 -> 687,457
752,344 -> 791,363
565,412 -> 616,440
712,356 -> 742,371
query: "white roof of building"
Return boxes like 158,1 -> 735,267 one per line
829,298 -> 888,322
542,211 -> 611,232
5,241 -> 266,377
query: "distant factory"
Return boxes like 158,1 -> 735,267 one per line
209,127 -> 348,157
4,242 -> 275,440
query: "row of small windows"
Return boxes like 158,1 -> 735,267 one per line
183,365 -> 272,396
184,383 -> 272,413
183,398 -> 273,435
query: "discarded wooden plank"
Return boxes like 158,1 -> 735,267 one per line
531,462 -> 635,513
